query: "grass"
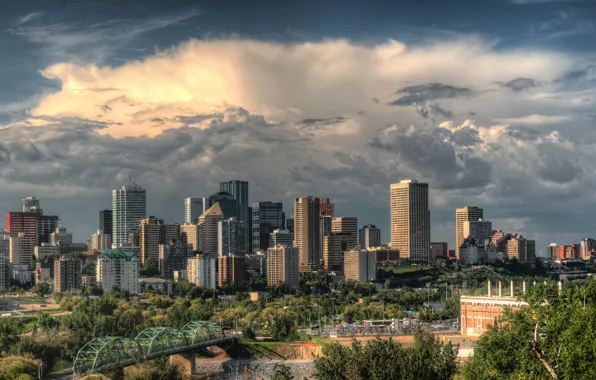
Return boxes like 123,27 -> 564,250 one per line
391,266 -> 434,274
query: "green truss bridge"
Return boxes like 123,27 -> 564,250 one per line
72,321 -> 235,376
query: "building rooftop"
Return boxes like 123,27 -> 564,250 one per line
138,277 -> 172,284
98,249 -> 136,259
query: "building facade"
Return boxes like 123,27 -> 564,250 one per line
6,212 -> 38,245
139,216 -> 180,265
456,207 -> 484,259
112,182 -> 147,247
99,209 -> 113,237
184,197 -> 207,224
251,202 -> 285,252
91,230 -> 112,251
187,255 -> 216,289
319,198 -> 334,217
269,229 -> 293,248
332,217 -> 358,250
10,232 -> 35,265
22,197 -> 41,212
463,219 -> 492,244
159,239 -> 191,278
198,203 -> 224,257
359,224 -> 381,249
97,249 -> 140,294
390,180 -> 431,261
50,227 -> 73,246
217,256 -> 245,287
267,245 -> 299,287
0,253 -> 8,289
218,218 -> 246,257
344,246 -> 377,283
323,233 -> 351,271
181,223 -> 199,252
507,236 -> 536,267
294,196 -> 321,272
430,242 -> 449,259
53,256 -> 82,293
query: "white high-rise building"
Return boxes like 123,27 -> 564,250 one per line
390,179 -> 430,261
112,182 -> 147,248
187,255 -> 216,289
97,249 -> 140,294
218,218 -> 246,257
185,197 -> 207,224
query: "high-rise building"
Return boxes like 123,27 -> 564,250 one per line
319,215 -> 333,260
198,203 -> 224,257
456,207 -> 484,259
430,242 -> 449,259
181,223 -> 199,252
185,197 -> 207,224
286,214 -> 294,241
323,233 -> 351,271
359,224 -> 381,249
0,230 -> 10,254
38,214 -> 61,244
463,219 -> 492,246
269,229 -> 293,248
207,191 -> 238,220
139,216 -> 181,265
50,227 -> 73,246
319,198 -> 334,217
97,249 -> 140,294
390,180 -> 431,261
267,245 -> 299,287
187,254 -> 216,289
580,239 -> 596,261
507,236 -> 536,267
22,197 -> 41,213
10,233 -> 35,265
294,196 -> 322,272
99,209 -> 113,236
159,239 -> 191,278
54,256 -> 82,293
6,212 -> 38,245
344,245 -> 377,283
251,202 -> 285,252
91,230 -> 112,251
332,217 -> 358,250
0,252 -> 9,290
112,181 -> 147,248
217,256 -> 245,287
218,218 -> 245,257
546,243 -> 558,260
220,181 -> 250,253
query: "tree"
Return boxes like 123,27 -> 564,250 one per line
314,331 -> 456,380
271,364 -> 293,380
32,283 -> 51,297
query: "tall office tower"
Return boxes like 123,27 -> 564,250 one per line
185,197 -> 207,224
286,214 -> 294,241
99,209 -> 113,236
0,252 -> 8,290
207,192 -> 238,220
332,217 -> 358,250
218,218 -> 245,257
359,224 -> 381,249
22,196 -> 41,212
198,203 -> 224,257
6,212 -> 38,245
53,256 -> 82,293
112,181 -> 147,248
50,227 -> 73,246
181,223 -> 199,252
217,256 -> 245,287
251,202 -> 285,252
319,198 -> 334,217
97,249 -> 140,295
269,229 -> 293,248
220,181 -> 250,254
390,179 -> 431,261
293,196 -> 322,272
319,215 -> 333,261
10,233 -> 35,265
463,219 -> 492,245
507,236 -> 536,267
38,214 -> 61,244
187,254 -> 216,289
344,245 -> 377,283
91,230 -> 112,251
323,232 -> 351,271
140,216 -> 164,265
456,206 -> 484,259
546,243 -> 558,260
159,239 -> 191,278
267,245 -> 299,287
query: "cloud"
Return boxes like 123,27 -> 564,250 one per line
495,114 -> 571,125
16,12 -> 42,25
389,83 -> 476,106
500,77 -> 538,92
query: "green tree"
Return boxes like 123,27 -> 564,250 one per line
271,364 -> 294,380
32,282 -> 51,297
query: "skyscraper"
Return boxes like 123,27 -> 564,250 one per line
10,232 -> 35,265
319,198 -> 334,217
390,179 -> 430,261
332,217 -> 358,250
22,197 -> 41,212
319,215 -> 333,261
207,192 -> 238,220
6,212 -> 38,245
181,223 -> 199,252
323,232 -> 351,271
112,181 -> 147,247
343,245 -> 377,283
218,218 -> 246,257
251,202 -> 285,252
359,224 -> 381,249
159,239 -> 191,278
293,196 -> 321,272
217,256 -> 245,287
99,209 -> 113,236
267,245 -> 299,287
139,216 -> 180,265
220,181 -> 250,253
184,197 -> 207,224
269,229 -> 293,248
198,203 -> 224,257
456,207 -> 484,259
463,219 -> 493,245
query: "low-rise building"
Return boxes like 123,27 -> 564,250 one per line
11,263 -> 32,285
138,278 -> 173,294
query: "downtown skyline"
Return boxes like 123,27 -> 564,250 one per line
0,0 -> 595,251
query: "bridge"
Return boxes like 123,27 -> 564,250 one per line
72,320 -> 235,376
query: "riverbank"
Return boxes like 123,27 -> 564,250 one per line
193,359 -> 315,379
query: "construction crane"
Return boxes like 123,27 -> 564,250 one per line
243,365 -> 268,380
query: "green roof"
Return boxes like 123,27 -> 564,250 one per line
98,249 -> 136,259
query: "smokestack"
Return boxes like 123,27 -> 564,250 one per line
488,280 -> 492,297
522,281 -> 527,296
510,280 -> 514,297
498,280 -> 502,297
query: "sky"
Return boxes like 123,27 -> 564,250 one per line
1,0 -> 596,253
